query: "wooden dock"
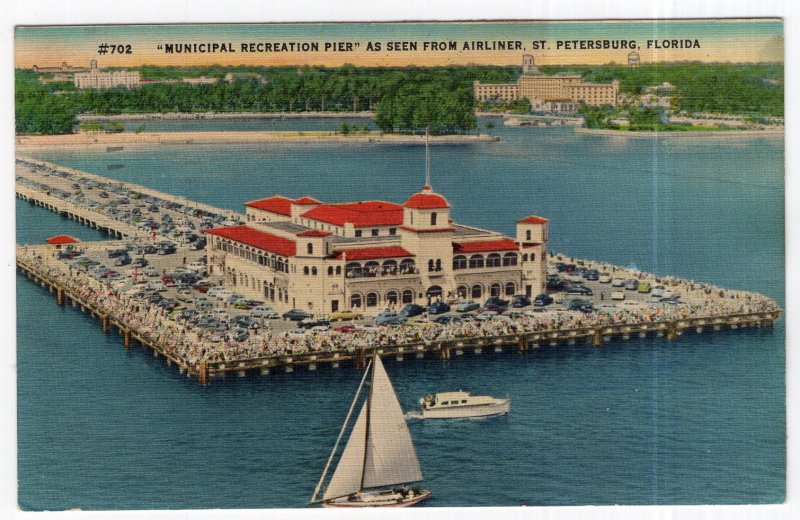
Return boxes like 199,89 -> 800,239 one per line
16,256 -> 782,386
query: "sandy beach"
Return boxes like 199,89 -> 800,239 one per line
76,111 -> 375,121
16,131 -> 500,149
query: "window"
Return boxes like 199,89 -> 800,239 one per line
431,212 -> 437,226
366,292 -> 378,307
505,282 -> 516,296
350,293 -> 362,308
469,254 -> 484,269
346,262 -> 362,278
354,230 -> 362,238
486,253 -> 501,267
400,259 -> 416,274
435,259 -> 441,271
307,243 -> 313,255
303,266 -> 309,275
389,228 -> 397,236
410,212 -> 413,225
503,252 -> 518,266
457,285 -> 468,299
402,289 -> 414,304
522,254 -> 528,262
371,229 -> 379,237
382,260 -> 398,275
471,284 -> 483,298
453,255 -> 467,270
311,267 -> 317,276
364,261 -> 380,276
386,290 -> 399,305
428,259 -> 435,272
327,266 -> 333,275
529,253 -> 535,262
426,285 -> 443,299
490,283 -> 502,297
336,266 -> 341,275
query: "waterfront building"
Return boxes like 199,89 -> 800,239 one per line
74,60 -> 140,89
474,56 -> 620,108
530,98 -> 581,115
205,186 -> 549,314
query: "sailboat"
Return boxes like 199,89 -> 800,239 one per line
310,354 -> 431,507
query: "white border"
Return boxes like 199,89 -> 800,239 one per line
2,1 -> 795,520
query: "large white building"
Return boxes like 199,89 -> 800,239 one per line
205,185 -> 549,314
73,60 -> 140,89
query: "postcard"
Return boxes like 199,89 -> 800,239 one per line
13,19 -> 784,511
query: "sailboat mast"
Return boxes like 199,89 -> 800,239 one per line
359,354 -> 376,492
309,358 -> 373,504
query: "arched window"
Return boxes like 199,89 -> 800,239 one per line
400,259 -> 416,274
469,254 -> 484,269
382,259 -> 398,275
303,266 -> 309,275
431,212 -> 437,226
386,290 -> 399,305
486,253 -> 502,267
428,259 -> 435,272
401,289 -> 414,304
490,283 -> 502,297
435,259 -> 441,271
529,253 -> 535,262
505,282 -> 516,296
364,261 -> 380,277
471,284 -> 483,299
456,285 -> 468,299
336,266 -> 342,275
426,285 -> 442,299
526,229 -> 531,241
311,266 -> 317,276
346,262 -> 362,278
522,254 -> 528,262
366,292 -> 378,307
350,293 -> 362,308
327,266 -> 333,275
453,255 -> 467,270
503,252 -> 518,266
307,243 -> 314,255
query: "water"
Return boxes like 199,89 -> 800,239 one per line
16,120 -> 785,508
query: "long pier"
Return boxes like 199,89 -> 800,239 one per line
17,255 -> 782,385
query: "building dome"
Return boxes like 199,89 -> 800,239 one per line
404,185 -> 451,209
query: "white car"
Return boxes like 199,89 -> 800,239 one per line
651,285 -> 665,297
476,311 -> 498,321
250,305 -> 280,319
599,273 -> 613,283
611,291 -> 625,301
207,286 -> 224,297
611,278 -> 625,287
176,289 -> 194,302
186,261 -> 205,271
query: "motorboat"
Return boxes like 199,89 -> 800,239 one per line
419,391 -> 510,419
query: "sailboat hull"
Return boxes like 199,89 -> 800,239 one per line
322,488 -> 431,508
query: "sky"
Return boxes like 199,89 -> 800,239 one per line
15,19 -> 783,69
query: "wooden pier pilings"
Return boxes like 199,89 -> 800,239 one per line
16,256 -> 782,385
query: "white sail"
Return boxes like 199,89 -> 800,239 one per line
322,402 -> 368,501
362,356 -> 424,489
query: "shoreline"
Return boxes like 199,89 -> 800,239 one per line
574,127 -> 784,138
76,111 -> 374,121
16,131 -> 500,148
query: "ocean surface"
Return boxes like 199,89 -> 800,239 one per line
16,119 -> 785,509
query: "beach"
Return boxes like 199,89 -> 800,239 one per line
574,127 -> 785,138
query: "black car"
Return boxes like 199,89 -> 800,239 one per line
546,276 -> 563,291
584,269 -> 600,281
114,255 -> 132,266
131,258 -> 148,268
283,309 -> 313,321
533,294 -> 553,307
484,297 -> 509,308
400,304 -> 426,318
298,317 -> 331,329
564,285 -> 593,296
434,315 -> 463,325
511,295 -> 531,308
428,301 -> 451,315
107,248 -> 127,258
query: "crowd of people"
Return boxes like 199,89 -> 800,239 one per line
19,245 -> 781,369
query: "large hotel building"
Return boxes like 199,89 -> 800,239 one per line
205,185 -> 549,314
474,55 -> 620,110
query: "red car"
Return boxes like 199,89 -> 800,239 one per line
161,275 -> 176,287
334,325 -> 358,334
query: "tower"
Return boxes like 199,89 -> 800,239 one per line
522,54 -> 536,73
628,51 -> 640,67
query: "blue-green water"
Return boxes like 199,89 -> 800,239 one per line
17,120 -> 785,508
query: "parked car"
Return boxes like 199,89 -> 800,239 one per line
107,248 -> 127,258
375,311 -> 406,326
283,309 -> 312,321
511,295 -> 531,308
564,284 -> 593,295
611,291 -> 625,301
584,269 -> 600,281
433,315 -> 463,325
299,317 -> 331,329
114,255 -> 132,266
454,300 -> 480,313
334,324 -> 358,334
611,278 -> 625,287
598,273 -> 613,283
482,303 -> 506,314
250,305 -> 280,319
428,301 -> 451,315
131,258 -> 148,268
565,298 -> 592,311
624,279 -> 640,291
399,304 -> 426,318
651,285 -> 665,298
637,281 -> 652,294
329,309 -> 364,321
226,328 -> 249,342
546,276 -> 563,291
533,294 -> 553,307
144,266 -> 159,277
484,297 -> 509,308
476,310 -> 499,321
161,275 -> 177,287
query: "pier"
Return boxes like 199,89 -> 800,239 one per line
15,156 -> 783,385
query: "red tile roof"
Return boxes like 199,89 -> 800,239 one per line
517,215 -> 549,224
296,230 -> 331,237
404,185 -> 451,209
301,201 -> 404,228
453,238 -> 519,254
332,246 -> 414,261
205,226 -> 296,257
46,235 -> 80,245
294,196 -> 321,205
245,196 -> 295,216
